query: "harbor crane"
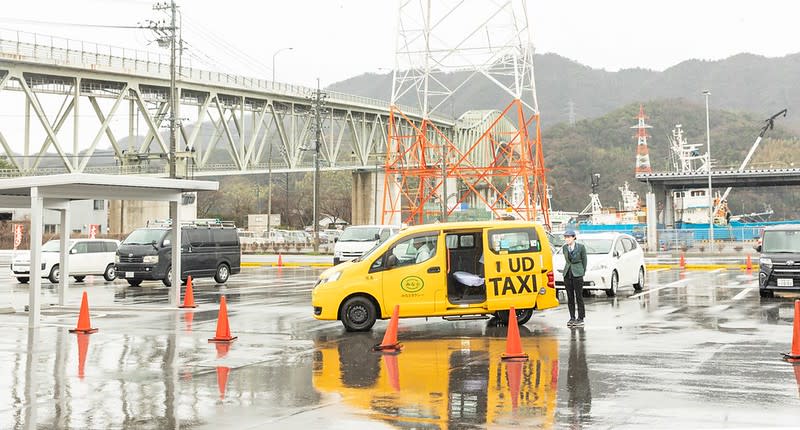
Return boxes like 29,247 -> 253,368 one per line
715,108 -> 787,211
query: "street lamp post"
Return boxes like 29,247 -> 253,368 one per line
703,90 -> 714,251
272,47 -> 293,82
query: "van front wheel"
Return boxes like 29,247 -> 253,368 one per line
214,263 -> 230,284
496,308 -> 533,325
163,266 -> 172,287
340,296 -> 377,332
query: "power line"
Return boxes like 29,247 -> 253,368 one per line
0,17 -> 141,29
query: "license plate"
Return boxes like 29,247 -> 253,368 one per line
778,278 -> 793,287
124,272 -> 132,278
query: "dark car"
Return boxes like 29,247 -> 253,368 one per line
756,224 -> 800,298
115,221 -> 241,287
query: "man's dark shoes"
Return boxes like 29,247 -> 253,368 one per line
573,319 -> 585,327
567,318 -> 576,327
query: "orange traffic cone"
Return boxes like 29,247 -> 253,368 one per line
783,300 -> 800,362
276,253 -> 283,267
208,296 -> 237,343
745,255 -> 753,272
216,366 -> 230,400
679,252 -> 686,270
373,304 -> 402,352
70,291 -> 98,334
506,360 -> 523,410
501,307 -> 528,361
76,333 -> 90,379
179,276 -> 197,308
383,354 -> 401,391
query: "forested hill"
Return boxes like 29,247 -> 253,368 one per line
543,100 -> 800,217
328,52 -> 800,131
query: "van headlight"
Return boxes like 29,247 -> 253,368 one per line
760,257 -> 772,268
114,254 -> 120,263
320,271 -> 342,284
143,255 -> 159,264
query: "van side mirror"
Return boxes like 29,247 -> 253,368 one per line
613,250 -> 620,258
70,248 -> 77,254
755,245 -> 761,253
374,234 -> 381,241
163,239 -> 171,247
334,237 -> 338,243
386,254 -> 398,268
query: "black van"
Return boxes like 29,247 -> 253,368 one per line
115,221 -> 241,287
757,224 -> 800,298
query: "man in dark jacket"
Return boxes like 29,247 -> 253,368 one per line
562,229 -> 588,327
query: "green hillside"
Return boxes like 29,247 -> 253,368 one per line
543,100 -> 800,218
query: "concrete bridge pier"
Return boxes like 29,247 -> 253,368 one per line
351,170 -> 401,226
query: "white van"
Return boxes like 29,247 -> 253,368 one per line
11,238 -> 120,283
332,225 -> 398,265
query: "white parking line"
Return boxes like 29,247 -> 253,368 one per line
732,286 -> 756,301
629,279 -> 688,299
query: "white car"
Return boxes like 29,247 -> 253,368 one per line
11,238 -> 120,284
553,232 -> 645,297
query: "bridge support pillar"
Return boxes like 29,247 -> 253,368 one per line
646,191 -> 658,253
108,198 -> 197,234
351,170 -> 382,226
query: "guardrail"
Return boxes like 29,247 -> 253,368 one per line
0,28 -> 453,124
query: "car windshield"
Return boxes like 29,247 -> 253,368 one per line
578,238 -> 613,254
340,227 -> 381,242
42,240 -> 72,252
762,230 -> 800,253
123,229 -> 167,245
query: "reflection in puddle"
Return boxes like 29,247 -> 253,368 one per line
313,330 -> 559,428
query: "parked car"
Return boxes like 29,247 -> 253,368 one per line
333,225 -> 399,265
11,238 -> 120,283
553,232 -> 645,297
115,221 -> 241,287
756,224 -> 800,298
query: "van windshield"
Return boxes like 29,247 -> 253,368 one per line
340,227 -> 381,242
763,230 -> 800,253
42,240 -> 72,252
123,229 -> 167,245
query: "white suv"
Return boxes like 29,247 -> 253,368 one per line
553,232 -> 645,297
11,238 -> 120,283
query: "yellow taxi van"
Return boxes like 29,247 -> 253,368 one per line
311,220 -> 558,331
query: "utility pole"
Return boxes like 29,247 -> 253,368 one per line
267,141 -> 272,235
310,79 -> 326,253
145,1 -> 180,178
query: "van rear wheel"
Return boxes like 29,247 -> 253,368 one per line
214,263 -> 230,284
340,296 -> 377,332
48,265 -> 59,283
496,308 -> 533,325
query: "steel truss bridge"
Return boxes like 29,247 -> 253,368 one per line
0,29 -> 455,178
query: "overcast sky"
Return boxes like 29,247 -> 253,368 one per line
4,0 -> 800,89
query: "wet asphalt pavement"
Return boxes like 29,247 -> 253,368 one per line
0,265 -> 799,429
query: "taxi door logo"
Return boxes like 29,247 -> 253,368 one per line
400,276 -> 424,293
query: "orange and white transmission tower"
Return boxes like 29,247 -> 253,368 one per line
632,105 -> 653,174
382,0 -> 549,226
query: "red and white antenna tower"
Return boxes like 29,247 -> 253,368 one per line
382,0 -> 549,226
632,105 -> 653,174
